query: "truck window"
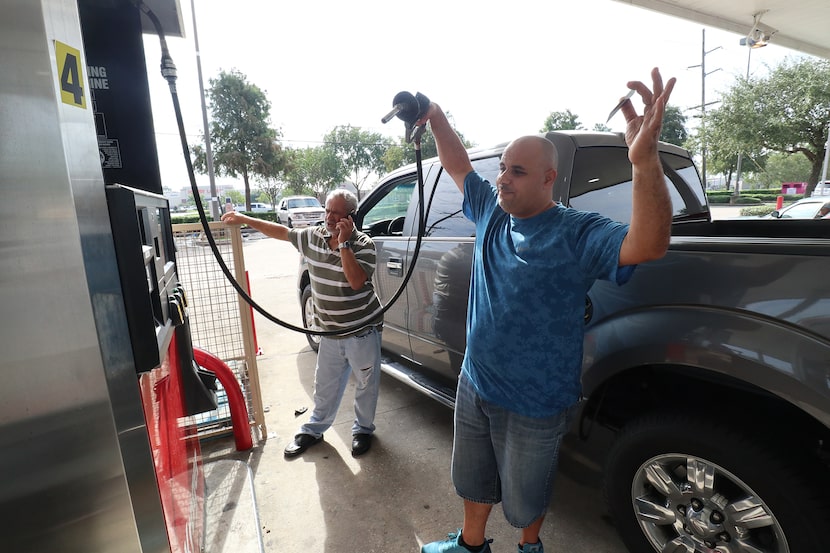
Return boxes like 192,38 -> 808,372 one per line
567,147 -> 698,223
425,156 -> 499,238
361,178 -> 416,236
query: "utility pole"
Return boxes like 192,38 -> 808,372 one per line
191,0 -> 220,221
733,43 -> 754,201
821,121 -> 830,187
688,29 -> 721,189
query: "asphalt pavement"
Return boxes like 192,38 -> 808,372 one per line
201,235 -> 628,553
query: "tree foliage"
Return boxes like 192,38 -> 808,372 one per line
541,109 -> 583,131
283,146 -> 345,200
704,57 -> 830,196
255,182 -> 285,210
324,125 -> 393,199
755,151 -> 813,188
191,69 -> 288,210
659,105 -> 689,146
224,189 -> 245,205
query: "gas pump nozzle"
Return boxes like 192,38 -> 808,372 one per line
382,91 -> 430,144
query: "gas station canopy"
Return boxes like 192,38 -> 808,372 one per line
612,0 -> 830,59
149,1 -> 830,59
139,0 -> 184,37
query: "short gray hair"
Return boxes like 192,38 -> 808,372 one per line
326,189 -> 358,213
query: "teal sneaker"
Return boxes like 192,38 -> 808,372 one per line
517,540 -> 543,553
421,530 -> 493,553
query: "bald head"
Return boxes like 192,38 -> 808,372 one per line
496,135 -> 559,218
505,135 -> 559,172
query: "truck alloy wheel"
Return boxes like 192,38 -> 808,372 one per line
301,284 -> 321,352
603,412 -> 829,553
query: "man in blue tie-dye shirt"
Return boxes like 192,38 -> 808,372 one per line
419,68 -> 676,553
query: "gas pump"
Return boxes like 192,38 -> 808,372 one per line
107,183 -> 219,552
0,0 -> 431,550
0,0 -> 222,551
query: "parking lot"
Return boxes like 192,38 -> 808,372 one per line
202,235 -> 628,553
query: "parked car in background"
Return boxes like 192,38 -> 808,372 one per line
765,196 -> 830,219
249,202 -> 272,213
277,196 -> 325,227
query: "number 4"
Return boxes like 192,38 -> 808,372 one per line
61,52 -> 83,105
55,40 -> 86,109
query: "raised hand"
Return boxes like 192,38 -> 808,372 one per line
619,67 -> 676,165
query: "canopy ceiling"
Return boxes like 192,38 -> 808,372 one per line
612,0 -> 830,59
146,1 -> 829,59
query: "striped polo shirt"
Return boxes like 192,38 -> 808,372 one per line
289,225 -> 383,337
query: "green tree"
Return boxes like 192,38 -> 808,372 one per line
687,118 -> 763,190
324,125 -> 393,200
191,69 -> 287,210
755,151 -> 813,188
541,109 -> 583,131
256,148 -> 296,209
255,182 -> 284,210
284,146 -> 345,200
705,57 -> 830,196
593,123 -> 612,132
224,189 -> 244,205
659,105 -> 689,146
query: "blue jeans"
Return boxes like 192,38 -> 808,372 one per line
451,372 -> 576,527
300,326 -> 382,437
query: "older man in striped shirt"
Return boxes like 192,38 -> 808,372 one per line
222,189 -> 383,457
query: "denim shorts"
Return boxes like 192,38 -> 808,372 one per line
451,372 -> 576,527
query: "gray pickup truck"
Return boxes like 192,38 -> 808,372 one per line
298,132 -> 830,553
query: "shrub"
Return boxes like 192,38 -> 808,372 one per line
706,191 -> 803,203
171,214 -> 203,224
734,196 -> 762,205
740,205 -> 776,217
244,212 -> 278,223
707,195 -> 732,204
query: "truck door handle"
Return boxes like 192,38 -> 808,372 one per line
387,258 -> 403,276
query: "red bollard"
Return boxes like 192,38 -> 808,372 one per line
193,347 -> 253,451
776,195 -> 784,209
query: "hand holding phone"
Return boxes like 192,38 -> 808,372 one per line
336,212 -> 355,241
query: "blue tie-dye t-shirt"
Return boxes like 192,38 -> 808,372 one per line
461,171 -> 635,417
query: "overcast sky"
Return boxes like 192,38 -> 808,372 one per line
143,0 -> 810,192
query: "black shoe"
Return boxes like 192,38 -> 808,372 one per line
351,433 -> 372,457
284,433 -> 323,457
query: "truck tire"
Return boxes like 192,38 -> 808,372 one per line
603,411 -> 829,553
301,284 -> 321,352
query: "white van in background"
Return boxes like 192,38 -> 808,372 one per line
249,202 -> 272,212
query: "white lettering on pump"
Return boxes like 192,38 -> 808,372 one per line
87,66 -> 109,90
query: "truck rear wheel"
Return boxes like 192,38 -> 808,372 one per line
603,412 -> 829,553
301,284 -> 321,352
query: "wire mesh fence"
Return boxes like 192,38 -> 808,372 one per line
173,222 -> 266,441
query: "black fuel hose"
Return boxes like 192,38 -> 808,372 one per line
137,0 -> 428,336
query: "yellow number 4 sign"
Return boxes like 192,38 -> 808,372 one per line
55,40 -> 87,109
